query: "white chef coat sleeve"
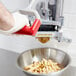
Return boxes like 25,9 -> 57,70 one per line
0,12 -> 29,34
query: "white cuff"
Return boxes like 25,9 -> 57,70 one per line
0,12 -> 29,34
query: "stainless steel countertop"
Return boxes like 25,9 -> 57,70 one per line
0,48 -> 76,76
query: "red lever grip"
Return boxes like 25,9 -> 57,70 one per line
14,19 -> 41,36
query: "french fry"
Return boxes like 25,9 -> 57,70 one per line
24,59 -> 63,74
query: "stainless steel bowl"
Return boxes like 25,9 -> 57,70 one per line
17,47 -> 71,76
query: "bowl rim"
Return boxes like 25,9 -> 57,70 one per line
16,47 -> 71,75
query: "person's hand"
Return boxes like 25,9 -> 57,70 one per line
0,2 -> 15,31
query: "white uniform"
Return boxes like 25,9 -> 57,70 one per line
0,12 -> 29,34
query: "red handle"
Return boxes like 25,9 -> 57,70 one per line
14,19 -> 41,36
